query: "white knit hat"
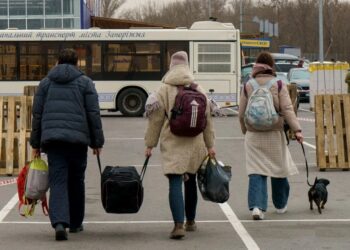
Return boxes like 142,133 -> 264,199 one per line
169,51 -> 189,69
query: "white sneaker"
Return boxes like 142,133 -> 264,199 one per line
276,206 -> 287,214
252,207 -> 264,220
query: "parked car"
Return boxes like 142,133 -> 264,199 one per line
287,68 -> 310,102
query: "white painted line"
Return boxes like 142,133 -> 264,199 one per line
0,220 -> 229,224
106,137 -> 245,141
219,203 -> 260,250
3,218 -> 350,225
303,141 -> 316,149
241,219 -> 350,223
298,117 -> 315,122
0,194 -> 18,222
299,108 -> 314,113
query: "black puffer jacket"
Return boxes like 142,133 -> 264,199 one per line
30,64 -> 104,149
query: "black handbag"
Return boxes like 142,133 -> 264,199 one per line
197,157 -> 231,203
97,155 -> 149,214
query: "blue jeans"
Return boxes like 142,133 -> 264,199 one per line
168,174 -> 197,223
46,143 -> 88,228
248,174 -> 290,211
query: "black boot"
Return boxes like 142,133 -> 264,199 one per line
55,223 -> 67,241
69,225 -> 84,233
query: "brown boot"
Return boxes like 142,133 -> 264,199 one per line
169,223 -> 185,239
185,221 -> 197,232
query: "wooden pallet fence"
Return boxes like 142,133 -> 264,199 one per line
287,84 -> 298,139
0,96 -> 33,176
315,94 -> 350,170
23,85 -> 38,96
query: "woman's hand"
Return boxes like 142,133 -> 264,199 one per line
32,148 -> 40,158
93,148 -> 102,156
145,147 -> 153,157
207,147 -> 216,158
295,131 -> 304,143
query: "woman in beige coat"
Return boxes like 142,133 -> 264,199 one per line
144,51 -> 215,239
238,52 -> 304,220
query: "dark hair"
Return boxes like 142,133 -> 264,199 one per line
255,51 -> 275,67
254,51 -> 276,77
58,48 -> 78,65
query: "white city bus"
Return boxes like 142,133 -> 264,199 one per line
0,21 -> 241,116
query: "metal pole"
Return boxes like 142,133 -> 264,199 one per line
240,0 -> 243,32
319,0 -> 324,62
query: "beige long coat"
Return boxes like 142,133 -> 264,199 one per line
238,75 -> 301,177
144,65 -> 215,175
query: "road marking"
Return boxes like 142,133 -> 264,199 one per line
0,220 -> 229,224
106,137 -> 245,140
303,141 -> 316,149
298,117 -> 315,122
106,136 -> 316,141
0,194 -> 18,222
3,218 -> 350,225
241,219 -> 350,223
299,108 -> 314,113
0,178 -> 17,187
219,203 -> 260,250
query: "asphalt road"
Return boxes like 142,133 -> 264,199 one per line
1,103 -> 350,250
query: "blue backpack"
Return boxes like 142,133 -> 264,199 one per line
244,78 -> 280,130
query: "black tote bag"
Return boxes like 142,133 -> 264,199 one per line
197,157 -> 231,203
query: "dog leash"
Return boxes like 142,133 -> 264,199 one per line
301,143 -> 313,187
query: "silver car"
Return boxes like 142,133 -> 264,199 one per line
287,68 -> 310,102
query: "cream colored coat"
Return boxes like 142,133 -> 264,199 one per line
238,75 -> 301,177
144,65 -> 215,175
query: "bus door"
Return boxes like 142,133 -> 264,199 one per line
192,42 -> 239,107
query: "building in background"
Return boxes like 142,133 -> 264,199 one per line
0,0 -> 100,29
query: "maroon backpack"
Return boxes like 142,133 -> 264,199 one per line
169,83 -> 207,137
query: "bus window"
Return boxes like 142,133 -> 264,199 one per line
197,43 -> 231,72
91,43 -> 101,75
47,44 -> 59,72
165,42 -> 189,71
0,44 -> 17,80
103,42 -> 161,80
20,43 -> 46,81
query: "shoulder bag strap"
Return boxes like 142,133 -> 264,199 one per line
97,155 -> 102,176
97,154 -> 150,182
140,156 -> 150,182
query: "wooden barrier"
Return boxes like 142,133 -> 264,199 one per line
23,85 -> 38,96
0,96 -> 33,176
287,84 -> 298,139
315,94 -> 350,170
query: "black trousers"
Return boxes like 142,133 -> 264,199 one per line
46,143 -> 88,229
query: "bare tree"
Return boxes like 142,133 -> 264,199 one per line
101,0 -> 126,18
120,0 -> 350,62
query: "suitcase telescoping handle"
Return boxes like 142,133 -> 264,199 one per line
96,155 -> 150,182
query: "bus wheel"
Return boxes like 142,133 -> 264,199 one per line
117,88 -> 147,117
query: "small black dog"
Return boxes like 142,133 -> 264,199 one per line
308,177 -> 330,214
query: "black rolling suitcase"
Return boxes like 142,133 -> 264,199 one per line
97,155 -> 149,214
